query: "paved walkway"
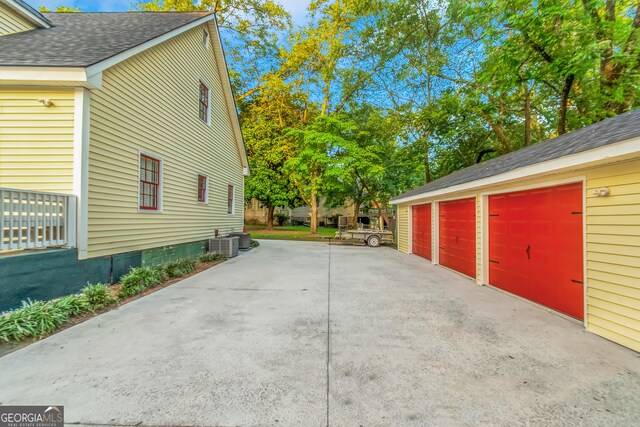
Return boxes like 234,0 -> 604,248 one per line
0,240 -> 639,426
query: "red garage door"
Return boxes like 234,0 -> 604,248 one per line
412,204 -> 432,260
439,198 -> 476,278
488,182 -> 584,319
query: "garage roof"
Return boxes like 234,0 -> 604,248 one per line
391,109 -> 640,203
0,11 -> 212,67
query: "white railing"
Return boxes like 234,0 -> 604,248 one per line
0,188 -> 77,251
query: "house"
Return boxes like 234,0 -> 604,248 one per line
391,110 -> 640,353
0,1 -> 249,311
244,197 -> 356,227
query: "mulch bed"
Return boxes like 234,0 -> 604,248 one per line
0,258 -> 226,358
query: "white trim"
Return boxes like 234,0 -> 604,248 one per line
85,14 -> 216,77
480,194 -> 489,285
433,202 -> 440,265
5,0 -> 52,28
137,150 -> 164,214
582,177 -> 588,329
0,67 -> 101,88
207,18 -> 250,176
391,136 -> 640,205
72,88 -> 90,259
477,176 -> 586,197
407,204 -> 413,254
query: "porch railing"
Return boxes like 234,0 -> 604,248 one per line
0,188 -> 77,251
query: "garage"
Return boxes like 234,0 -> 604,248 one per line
488,182 -> 584,319
411,203 -> 432,260
438,198 -> 476,278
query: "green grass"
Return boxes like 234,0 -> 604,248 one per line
245,224 -> 336,241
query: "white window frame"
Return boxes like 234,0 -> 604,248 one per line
137,149 -> 164,214
198,80 -> 211,125
197,174 -> 209,204
202,28 -> 210,49
227,184 -> 235,214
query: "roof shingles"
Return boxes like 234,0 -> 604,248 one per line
392,109 -> 640,202
0,12 -> 212,67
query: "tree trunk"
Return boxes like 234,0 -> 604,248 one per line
481,111 -> 512,152
352,200 -> 361,229
310,194 -> 318,235
266,204 -> 275,230
310,174 -> 318,234
524,87 -> 532,146
558,74 -> 575,135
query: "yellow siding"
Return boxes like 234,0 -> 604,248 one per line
397,205 -> 408,253
0,89 -> 75,193
0,3 -> 35,36
585,159 -> 640,352
87,25 -> 244,258
396,156 -> 640,352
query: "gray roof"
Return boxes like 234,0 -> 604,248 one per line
392,109 -> 640,202
11,0 -> 53,26
0,12 -> 212,67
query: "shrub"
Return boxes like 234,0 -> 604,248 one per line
54,295 -> 92,317
118,284 -> 146,299
250,239 -> 260,248
198,252 -> 225,263
0,295 -> 92,343
274,212 -> 289,226
119,266 -> 167,299
82,283 -> 116,309
163,258 -> 198,278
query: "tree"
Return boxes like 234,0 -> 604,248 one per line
241,76 -> 307,228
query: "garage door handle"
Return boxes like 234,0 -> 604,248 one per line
526,245 -> 531,260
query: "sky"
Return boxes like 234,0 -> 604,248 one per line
35,0 -> 310,24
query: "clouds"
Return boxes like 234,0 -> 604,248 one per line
280,0 -> 310,25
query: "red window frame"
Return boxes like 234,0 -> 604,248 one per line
227,184 -> 234,214
139,154 -> 160,211
197,175 -> 208,203
199,82 -> 209,123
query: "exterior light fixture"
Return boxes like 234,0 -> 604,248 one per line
38,99 -> 54,107
592,187 -> 610,197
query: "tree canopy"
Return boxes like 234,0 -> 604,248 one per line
59,0 -> 640,232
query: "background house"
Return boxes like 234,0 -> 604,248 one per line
392,111 -> 640,353
0,1 -> 248,311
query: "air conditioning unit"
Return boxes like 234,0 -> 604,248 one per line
208,236 -> 239,258
229,232 -> 251,250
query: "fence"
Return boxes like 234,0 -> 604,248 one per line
0,188 -> 76,251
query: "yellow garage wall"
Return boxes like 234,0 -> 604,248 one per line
397,205 -> 409,252
87,25 -> 244,258
0,89 -> 75,193
396,156 -> 640,352
585,159 -> 640,352
0,3 -> 36,36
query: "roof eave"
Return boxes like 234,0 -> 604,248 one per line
390,136 -> 640,205
4,0 -> 53,28
207,16 -> 250,176
0,66 -> 101,88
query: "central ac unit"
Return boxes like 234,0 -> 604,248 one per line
208,236 -> 239,258
229,232 -> 251,249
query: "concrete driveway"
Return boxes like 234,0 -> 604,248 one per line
1,240 -> 639,426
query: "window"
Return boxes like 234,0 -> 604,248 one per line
139,154 -> 161,211
199,81 -> 209,123
227,184 -> 234,214
197,174 -> 208,203
202,28 -> 210,48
